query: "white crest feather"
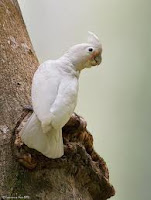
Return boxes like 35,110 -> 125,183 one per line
87,31 -> 100,47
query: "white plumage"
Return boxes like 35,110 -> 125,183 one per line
20,32 -> 102,158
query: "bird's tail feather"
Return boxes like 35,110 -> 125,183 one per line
20,113 -> 64,158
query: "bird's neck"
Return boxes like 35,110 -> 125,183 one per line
61,52 -> 86,72
58,55 -> 80,78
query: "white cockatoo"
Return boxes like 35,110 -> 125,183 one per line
20,32 -> 102,158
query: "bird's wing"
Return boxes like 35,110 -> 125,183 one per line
31,60 -> 61,122
48,75 -> 79,129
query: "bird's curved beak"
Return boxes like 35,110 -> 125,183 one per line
94,55 -> 102,65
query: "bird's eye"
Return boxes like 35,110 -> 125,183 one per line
88,48 -> 93,52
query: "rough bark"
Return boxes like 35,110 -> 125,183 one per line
0,0 -> 115,199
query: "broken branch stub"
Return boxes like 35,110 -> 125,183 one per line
13,109 -> 115,200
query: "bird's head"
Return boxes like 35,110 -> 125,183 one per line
65,32 -> 102,71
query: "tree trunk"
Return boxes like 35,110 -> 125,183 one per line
0,0 -> 115,199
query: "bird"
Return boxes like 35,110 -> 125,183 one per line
20,32 -> 102,159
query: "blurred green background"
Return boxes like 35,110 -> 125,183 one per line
18,0 -> 151,199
